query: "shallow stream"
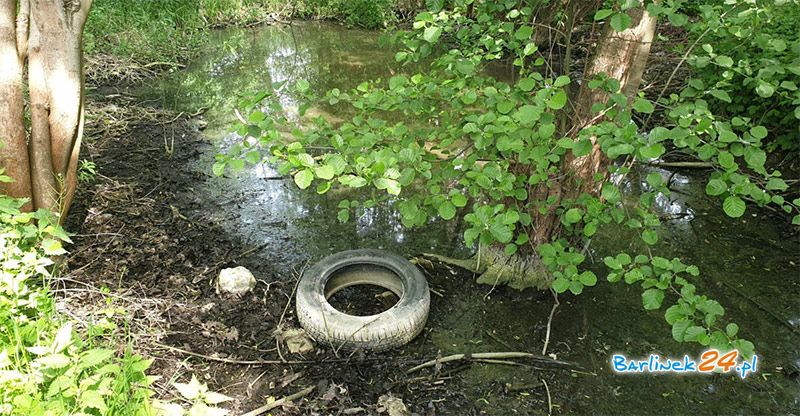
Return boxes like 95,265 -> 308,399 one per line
143,22 -> 800,414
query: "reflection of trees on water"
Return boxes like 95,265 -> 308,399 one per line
148,22 -> 399,129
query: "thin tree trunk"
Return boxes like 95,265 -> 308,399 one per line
567,6 -> 657,195
0,0 -> 32,207
30,0 -> 91,217
526,6 -> 656,245
1,0 -> 91,219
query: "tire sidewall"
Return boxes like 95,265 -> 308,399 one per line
295,249 -> 430,351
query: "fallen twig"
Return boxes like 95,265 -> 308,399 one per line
645,161 -> 715,169
406,351 -> 580,374
154,343 -> 388,365
542,289 -> 560,356
542,379 -> 552,416
240,386 -> 315,416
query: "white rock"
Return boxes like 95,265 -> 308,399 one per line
216,266 -> 256,295
377,395 -> 410,416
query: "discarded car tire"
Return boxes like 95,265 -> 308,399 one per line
296,249 -> 430,352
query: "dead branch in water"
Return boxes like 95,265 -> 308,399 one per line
407,351 -> 581,374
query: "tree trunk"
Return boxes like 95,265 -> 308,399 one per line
519,6 -> 658,247
0,0 -> 32,207
0,0 -> 91,220
566,6 -> 657,195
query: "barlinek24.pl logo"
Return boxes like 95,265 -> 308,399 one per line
612,349 -> 758,379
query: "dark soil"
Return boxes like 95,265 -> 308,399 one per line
64,91 -> 555,415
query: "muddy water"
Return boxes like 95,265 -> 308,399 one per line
144,22 -> 799,414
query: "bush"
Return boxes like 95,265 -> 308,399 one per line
0,171 -> 157,415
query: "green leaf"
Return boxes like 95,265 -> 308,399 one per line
489,223 -> 513,243
642,288 -> 664,310
584,221 -> 597,237
564,208 -> 582,224
339,175 -> 367,188
594,9 -> 613,20
665,305 -> 687,325
632,98 -> 655,113
438,201 -> 456,220
423,26 -> 442,43
337,209 -> 350,223
374,178 -> 401,195
297,153 -> 315,168
579,271 -> 597,286
547,90 -> 567,110
750,126 -> 768,140
722,196 -> 746,218
451,193 -> 468,207
602,184 -> 621,203
641,229 -> 658,245
766,177 -> 788,191
604,256 -> 622,270
523,42 -> 538,56
569,280 -> 584,295
294,169 -> 313,189
717,151 -> 736,170
714,55 -> 733,68
316,181 -> 331,194
552,277 -> 570,293
538,123 -> 555,139
515,25 -> 533,40
705,179 -> 727,196
314,165 -> 335,180
684,326 -> 707,342
461,90 -> 478,104
295,80 -> 310,93
755,82 -> 775,98
672,319 -> 691,342
610,13 -> 632,32
726,323 -> 739,337
709,89 -> 732,103
79,349 -> 115,369
42,239 -> 66,256
554,75 -> 571,87
517,78 -> 536,92
389,75 -> 407,90
212,162 -> 226,176
639,143 -> 665,159
245,150 -> 261,164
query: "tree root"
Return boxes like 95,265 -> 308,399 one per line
422,245 -> 550,290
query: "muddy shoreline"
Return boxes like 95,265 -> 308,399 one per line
60,21 -> 800,415
64,91 -> 516,415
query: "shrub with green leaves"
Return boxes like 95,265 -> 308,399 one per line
216,0 -> 798,357
0,171 -> 159,415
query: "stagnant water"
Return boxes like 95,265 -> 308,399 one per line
144,22 -> 800,414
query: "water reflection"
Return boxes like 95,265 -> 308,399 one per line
142,21 -> 800,415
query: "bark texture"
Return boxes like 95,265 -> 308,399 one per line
0,0 -> 91,220
528,7 -> 657,250
567,7 -> 657,195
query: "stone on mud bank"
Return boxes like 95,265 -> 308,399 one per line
216,266 -> 257,295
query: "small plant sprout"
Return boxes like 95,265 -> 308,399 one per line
171,374 -> 233,416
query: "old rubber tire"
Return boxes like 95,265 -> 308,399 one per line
296,249 -> 430,352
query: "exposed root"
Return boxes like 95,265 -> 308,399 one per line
422,245 -> 550,290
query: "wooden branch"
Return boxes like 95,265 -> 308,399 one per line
645,161 -> 715,169
240,386 -> 315,416
406,351 -> 580,374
